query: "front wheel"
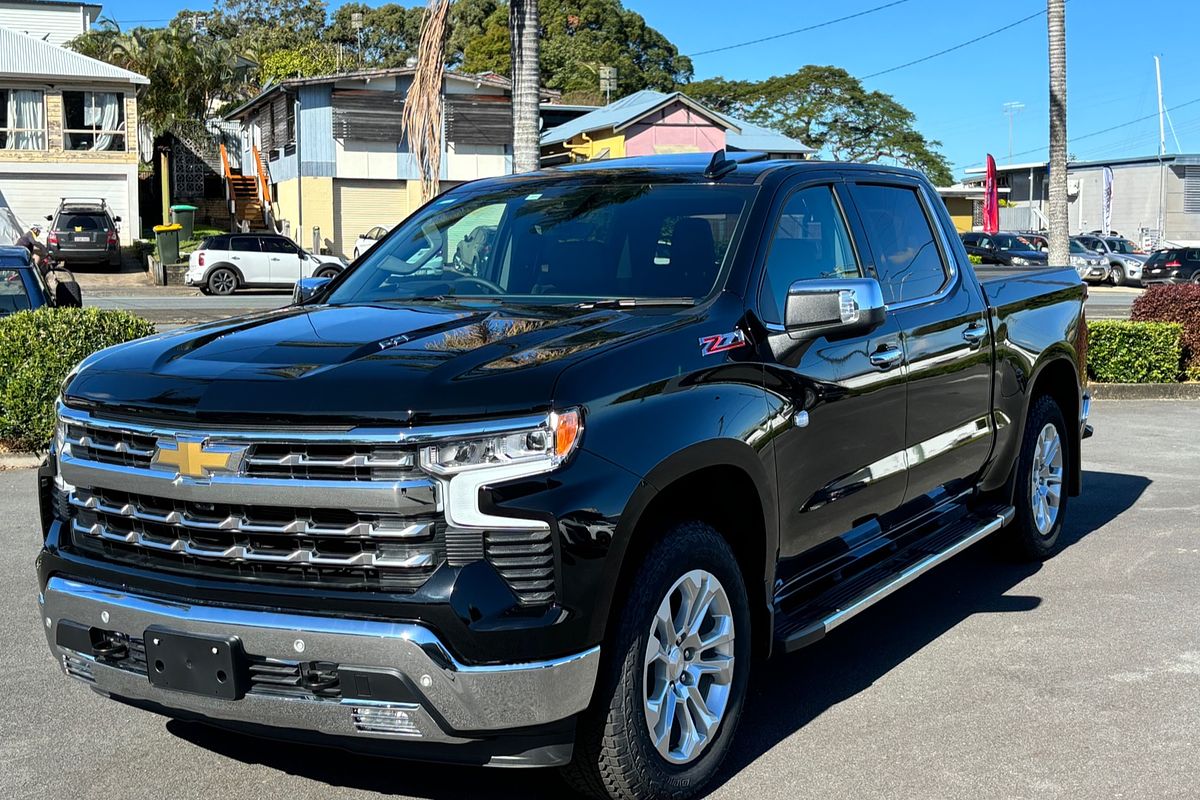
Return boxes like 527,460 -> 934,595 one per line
315,266 -> 340,280
1005,394 -> 1071,560
562,522 -> 751,800
1109,264 -> 1125,285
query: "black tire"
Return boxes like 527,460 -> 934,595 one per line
315,266 -> 340,280
1109,264 -> 1124,286
206,267 -> 238,296
562,522 -> 751,800
1005,394 -> 1071,561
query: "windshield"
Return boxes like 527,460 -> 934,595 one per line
1069,240 -> 1089,254
995,235 -> 1032,251
327,182 -> 754,305
0,269 -> 31,315
1106,238 -> 1142,254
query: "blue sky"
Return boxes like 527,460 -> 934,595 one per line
96,0 -> 1200,178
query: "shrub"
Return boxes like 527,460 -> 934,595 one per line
1086,320 -> 1182,384
0,308 -> 155,451
1131,283 -> 1200,373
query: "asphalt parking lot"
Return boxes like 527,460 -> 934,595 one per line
2,400 -> 1196,800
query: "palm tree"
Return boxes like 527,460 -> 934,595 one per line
1047,0 -> 1068,265
509,0 -> 540,173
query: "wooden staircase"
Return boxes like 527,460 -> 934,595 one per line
220,143 -> 272,232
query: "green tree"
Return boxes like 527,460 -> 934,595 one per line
207,0 -> 329,59
448,0 -> 499,65
460,0 -> 692,104
68,18 -> 251,133
327,3 -> 426,68
260,42 -> 342,83
688,66 -> 953,185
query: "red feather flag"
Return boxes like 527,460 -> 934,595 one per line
983,154 -> 1000,234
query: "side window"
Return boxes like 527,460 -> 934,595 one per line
850,183 -> 950,305
260,237 -> 298,254
1186,249 -> 1200,262
758,185 -> 860,325
230,237 -> 260,252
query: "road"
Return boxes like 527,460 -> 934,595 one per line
83,284 -> 1143,329
2,401 -> 1197,799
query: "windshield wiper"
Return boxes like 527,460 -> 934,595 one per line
573,297 -> 697,309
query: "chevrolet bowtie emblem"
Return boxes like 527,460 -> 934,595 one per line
153,438 -> 244,478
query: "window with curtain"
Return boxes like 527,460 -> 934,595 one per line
1,89 -> 47,150
62,91 -> 126,151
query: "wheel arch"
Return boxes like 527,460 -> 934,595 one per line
601,440 -> 778,661
203,261 -> 244,286
995,355 -> 1082,505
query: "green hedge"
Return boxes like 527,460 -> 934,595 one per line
0,308 -> 155,451
1087,320 -> 1183,384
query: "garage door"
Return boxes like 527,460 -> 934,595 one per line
0,173 -> 131,243
333,180 -> 414,260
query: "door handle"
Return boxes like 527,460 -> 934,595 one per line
962,322 -> 988,347
869,345 -> 904,370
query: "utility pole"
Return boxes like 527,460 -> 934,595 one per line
1003,101 -> 1024,161
1155,55 -> 1166,242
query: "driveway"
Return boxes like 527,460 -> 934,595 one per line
2,400 -> 1196,799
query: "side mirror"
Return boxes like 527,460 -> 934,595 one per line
113,215 -> 121,222
292,276 -> 330,304
784,278 -> 886,341
44,214 -> 53,221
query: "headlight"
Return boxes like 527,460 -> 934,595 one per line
421,409 -> 581,475
1010,256 -> 1032,266
421,410 -> 583,529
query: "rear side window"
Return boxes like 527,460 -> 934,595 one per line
260,237 -> 298,254
230,236 -> 260,252
850,183 -> 949,305
758,185 -> 860,324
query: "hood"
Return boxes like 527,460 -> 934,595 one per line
65,301 -> 681,425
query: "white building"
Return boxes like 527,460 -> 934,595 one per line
0,0 -> 100,47
0,26 -> 147,243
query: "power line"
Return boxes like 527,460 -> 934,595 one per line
861,8 -> 1046,80
964,95 -> 1200,168
685,0 -> 913,58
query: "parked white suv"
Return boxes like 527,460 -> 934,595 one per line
186,233 -> 346,295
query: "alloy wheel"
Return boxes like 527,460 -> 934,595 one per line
643,569 -> 736,765
1030,422 -> 1064,536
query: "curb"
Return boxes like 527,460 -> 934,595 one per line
1089,382 -> 1200,400
0,452 -> 42,469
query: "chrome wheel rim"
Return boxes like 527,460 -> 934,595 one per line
643,569 -> 735,765
211,271 -> 235,294
1030,422 -> 1064,535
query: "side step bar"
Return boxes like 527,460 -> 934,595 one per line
777,506 -> 1015,652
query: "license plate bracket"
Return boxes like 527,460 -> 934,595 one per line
144,627 -> 246,700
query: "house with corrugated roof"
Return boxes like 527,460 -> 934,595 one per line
0,22 -> 147,243
540,90 -> 814,165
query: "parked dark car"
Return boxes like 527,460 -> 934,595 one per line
1141,247 -> 1200,285
0,245 -> 82,310
39,154 -> 1090,800
960,231 -> 1049,266
45,199 -> 121,268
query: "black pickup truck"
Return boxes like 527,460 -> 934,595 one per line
37,154 -> 1091,800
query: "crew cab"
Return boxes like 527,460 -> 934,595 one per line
37,154 -> 1090,800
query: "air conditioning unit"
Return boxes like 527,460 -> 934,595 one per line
1067,180 -> 1081,199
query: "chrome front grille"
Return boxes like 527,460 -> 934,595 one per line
61,419 -> 157,469
68,486 -> 443,590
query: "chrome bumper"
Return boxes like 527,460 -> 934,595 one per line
1081,391 -> 1093,439
40,577 -> 599,766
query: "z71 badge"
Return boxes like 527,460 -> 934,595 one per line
699,329 -> 747,356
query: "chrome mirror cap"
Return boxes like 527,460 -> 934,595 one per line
783,277 -> 886,341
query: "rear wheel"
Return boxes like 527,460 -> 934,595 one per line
1005,394 -> 1070,560
206,267 -> 238,296
562,522 -> 750,800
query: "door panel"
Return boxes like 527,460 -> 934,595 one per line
754,179 -> 909,562
845,179 -> 994,505
261,237 -> 303,284
228,236 -> 268,283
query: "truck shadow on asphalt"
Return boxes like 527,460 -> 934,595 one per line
164,469 -> 1149,799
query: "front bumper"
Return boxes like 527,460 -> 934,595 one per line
40,575 -> 599,766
